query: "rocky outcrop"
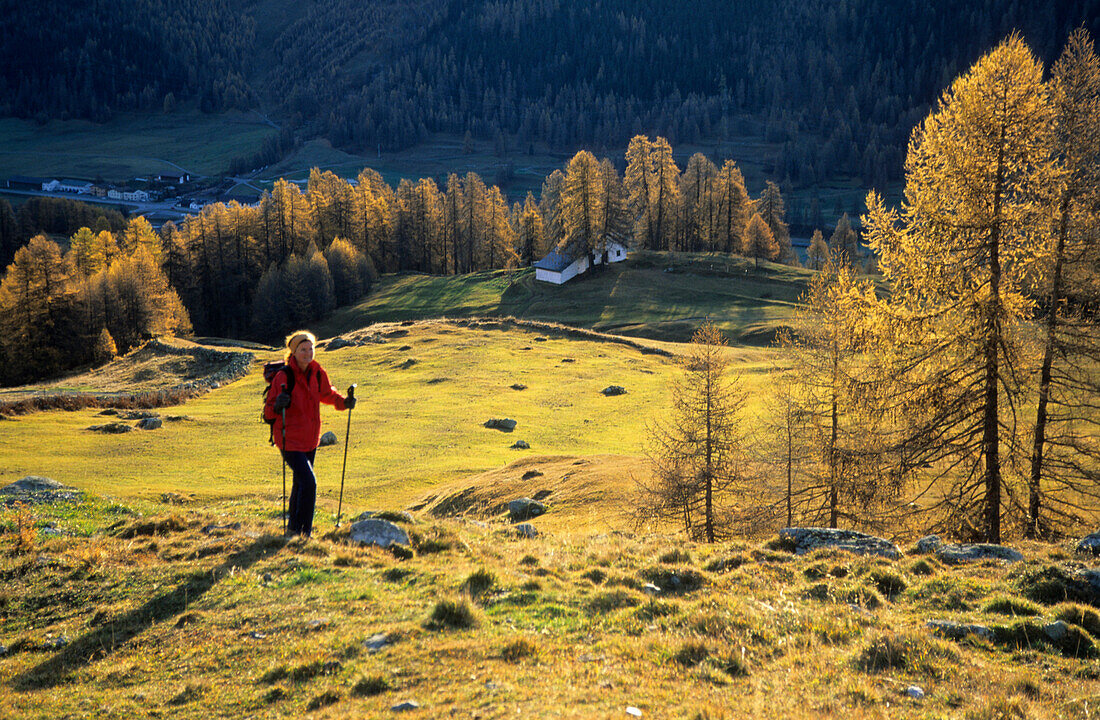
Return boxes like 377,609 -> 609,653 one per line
484,418 -> 517,432
776,528 -> 902,560
936,543 -> 1023,565
508,498 -> 546,522
0,476 -> 83,507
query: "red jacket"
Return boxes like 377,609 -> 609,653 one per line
264,360 -> 348,451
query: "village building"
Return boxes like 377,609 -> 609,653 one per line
56,179 -> 93,194
533,241 -> 629,285
4,176 -> 48,190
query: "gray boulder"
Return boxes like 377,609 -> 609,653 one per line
121,411 -> 158,420
88,422 -> 133,434
777,527 -> 902,560
514,523 -> 538,538
348,519 -> 410,549
935,543 -> 1023,565
915,535 -> 943,554
1,476 -> 72,495
319,431 -> 338,447
510,383 -> 527,391
326,337 -> 354,351
927,620 -> 993,641
521,470 -> 543,480
484,418 -> 517,432
1044,620 -> 1070,643
1076,532 -> 1100,556
601,385 -> 626,396
508,498 -> 546,522
392,701 -> 420,712
136,417 -> 162,430
510,440 -> 530,450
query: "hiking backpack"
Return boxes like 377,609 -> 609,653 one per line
261,361 -> 295,444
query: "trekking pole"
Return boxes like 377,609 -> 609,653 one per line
281,408 -> 288,535
336,384 -> 356,528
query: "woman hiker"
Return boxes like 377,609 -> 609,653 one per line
264,330 -> 356,537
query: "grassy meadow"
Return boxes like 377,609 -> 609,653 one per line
317,252 -> 809,345
0,111 -> 277,180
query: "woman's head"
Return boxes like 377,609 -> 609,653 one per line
285,330 -> 317,369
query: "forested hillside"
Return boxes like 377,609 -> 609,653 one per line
4,1 -> 1096,187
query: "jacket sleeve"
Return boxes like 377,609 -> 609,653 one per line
263,369 -> 290,421
318,367 -> 348,411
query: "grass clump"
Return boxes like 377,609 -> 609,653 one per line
963,697 -> 1030,720
867,568 -> 907,599
307,690 -> 343,710
982,595 -> 1042,617
704,555 -> 747,573
674,641 -> 711,667
909,558 -> 937,576
1014,564 -> 1095,606
992,619 -> 1098,658
659,549 -> 692,564
639,566 -> 706,594
581,568 -> 607,584
588,588 -> 641,613
1053,603 -> 1100,638
856,630 -> 959,676
427,598 -> 479,630
381,567 -> 413,582
501,637 -> 539,662
519,554 -> 539,567
461,568 -> 497,599
114,515 -> 189,539
351,674 -> 391,697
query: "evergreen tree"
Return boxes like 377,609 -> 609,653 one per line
757,181 -> 795,264
714,160 -> 750,255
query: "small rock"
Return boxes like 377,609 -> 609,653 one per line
365,633 -> 390,653
136,417 -> 162,430
0,644 -> 7,656
626,707 -> 643,717
915,535 -> 943,554
508,498 -> 546,522
122,411 -> 158,420
262,573 -> 273,583
392,700 -> 420,712
521,470 -> 544,480
510,383 -> 527,391
534,337 -> 547,342
397,358 -> 417,369
484,418 -> 517,432
935,543 -> 1023,565
514,523 -> 538,538
348,519 -> 411,548
1044,620 -> 1070,642
319,431 -> 338,447
641,583 -> 661,595
51,636 -> 69,649
87,422 -> 133,434
927,620 -> 992,641
601,385 -> 626,396
249,631 -> 267,640
398,345 -> 412,351
322,660 -> 342,675
561,358 -> 575,363
510,440 -> 530,450
1076,532 -> 1100,556
906,686 -> 925,700
307,619 -> 328,630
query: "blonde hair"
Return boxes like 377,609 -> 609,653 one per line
284,330 -> 317,363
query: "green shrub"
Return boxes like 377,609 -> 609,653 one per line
982,595 -> 1042,617
427,599 -> 479,630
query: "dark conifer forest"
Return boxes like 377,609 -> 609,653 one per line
3,1 -> 1097,186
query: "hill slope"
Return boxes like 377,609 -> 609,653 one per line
316,251 -> 810,345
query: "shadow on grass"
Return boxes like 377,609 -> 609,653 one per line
10,535 -> 287,691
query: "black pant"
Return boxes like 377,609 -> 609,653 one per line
282,449 -> 317,536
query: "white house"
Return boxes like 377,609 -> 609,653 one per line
42,179 -> 60,192
533,240 -> 629,284
122,189 -> 150,202
57,179 -> 93,194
